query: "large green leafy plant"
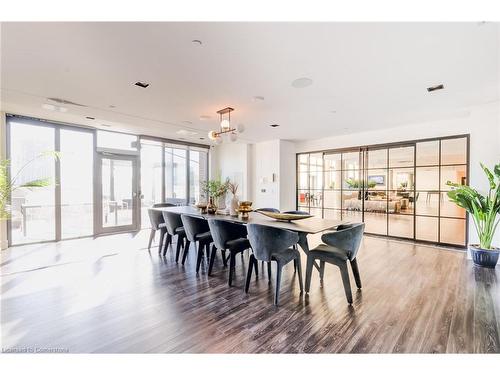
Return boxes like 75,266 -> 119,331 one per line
447,163 -> 500,250
0,151 -> 60,219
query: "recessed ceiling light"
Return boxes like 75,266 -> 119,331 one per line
134,81 -> 150,88
86,116 -> 95,120
252,96 -> 265,102
199,137 -> 205,140
192,39 -> 202,46
270,124 -> 280,128
291,77 -> 313,88
199,115 -> 211,120
427,84 -> 444,92
109,105 -> 116,108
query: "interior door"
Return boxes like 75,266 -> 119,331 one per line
96,153 -> 139,234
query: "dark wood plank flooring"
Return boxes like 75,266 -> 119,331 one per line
1,231 -> 499,353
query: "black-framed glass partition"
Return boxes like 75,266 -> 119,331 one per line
6,114 -> 209,245
297,135 -> 469,247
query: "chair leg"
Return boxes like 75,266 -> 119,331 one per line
162,233 -> 172,256
296,255 -> 303,293
182,240 -> 190,265
319,260 -> 326,282
147,229 -> 155,251
221,250 -> 228,267
274,262 -> 282,306
254,255 -> 258,277
196,242 -> 204,274
208,246 -> 217,276
245,254 -> 254,293
204,242 -> 210,261
175,235 -> 183,262
228,252 -> 236,286
350,258 -> 362,289
339,262 -> 353,304
267,261 -> 272,283
305,256 -> 315,293
158,230 -> 166,254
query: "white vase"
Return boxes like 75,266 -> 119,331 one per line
230,195 -> 239,216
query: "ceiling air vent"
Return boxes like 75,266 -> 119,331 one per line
135,81 -> 150,88
427,84 -> 444,92
48,97 -> 87,107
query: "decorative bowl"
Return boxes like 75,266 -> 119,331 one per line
256,210 -> 313,222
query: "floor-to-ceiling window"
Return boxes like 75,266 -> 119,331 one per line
7,115 -> 209,244
296,135 -> 469,247
139,139 -> 209,228
60,128 -> 94,239
8,120 -> 56,244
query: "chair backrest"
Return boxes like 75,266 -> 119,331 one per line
321,223 -> 365,260
153,203 -> 176,208
247,224 -> 299,262
282,210 -> 310,215
181,214 -> 210,242
148,208 -> 164,230
162,211 -> 183,236
256,207 -> 280,213
207,219 -> 248,250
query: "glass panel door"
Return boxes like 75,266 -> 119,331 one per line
97,154 -> 139,233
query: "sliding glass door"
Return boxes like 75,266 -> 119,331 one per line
296,135 -> 469,247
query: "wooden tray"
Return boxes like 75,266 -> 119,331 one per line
256,210 -> 313,222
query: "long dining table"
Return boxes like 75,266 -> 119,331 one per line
153,205 -> 348,272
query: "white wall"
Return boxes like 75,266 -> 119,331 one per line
211,143 -> 252,201
279,140 -> 297,211
212,139 -> 296,210
0,112 -> 7,250
295,103 -> 500,247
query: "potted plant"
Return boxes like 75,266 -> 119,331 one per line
201,178 -> 229,214
447,163 -> 500,268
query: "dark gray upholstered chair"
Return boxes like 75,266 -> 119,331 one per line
256,207 -> 280,213
147,203 -> 176,253
181,214 -> 213,273
162,211 -> 186,262
207,219 -> 252,286
246,224 -> 303,305
305,223 -> 365,304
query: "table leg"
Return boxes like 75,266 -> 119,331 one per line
297,232 -> 320,272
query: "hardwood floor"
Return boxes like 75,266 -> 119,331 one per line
1,230 -> 499,353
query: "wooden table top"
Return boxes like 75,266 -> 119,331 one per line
152,205 -> 346,234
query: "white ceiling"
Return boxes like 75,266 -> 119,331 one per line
1,22 -> 498,144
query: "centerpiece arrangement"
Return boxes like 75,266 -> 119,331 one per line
201,178 -> 229,214
447,163 -> 500,268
